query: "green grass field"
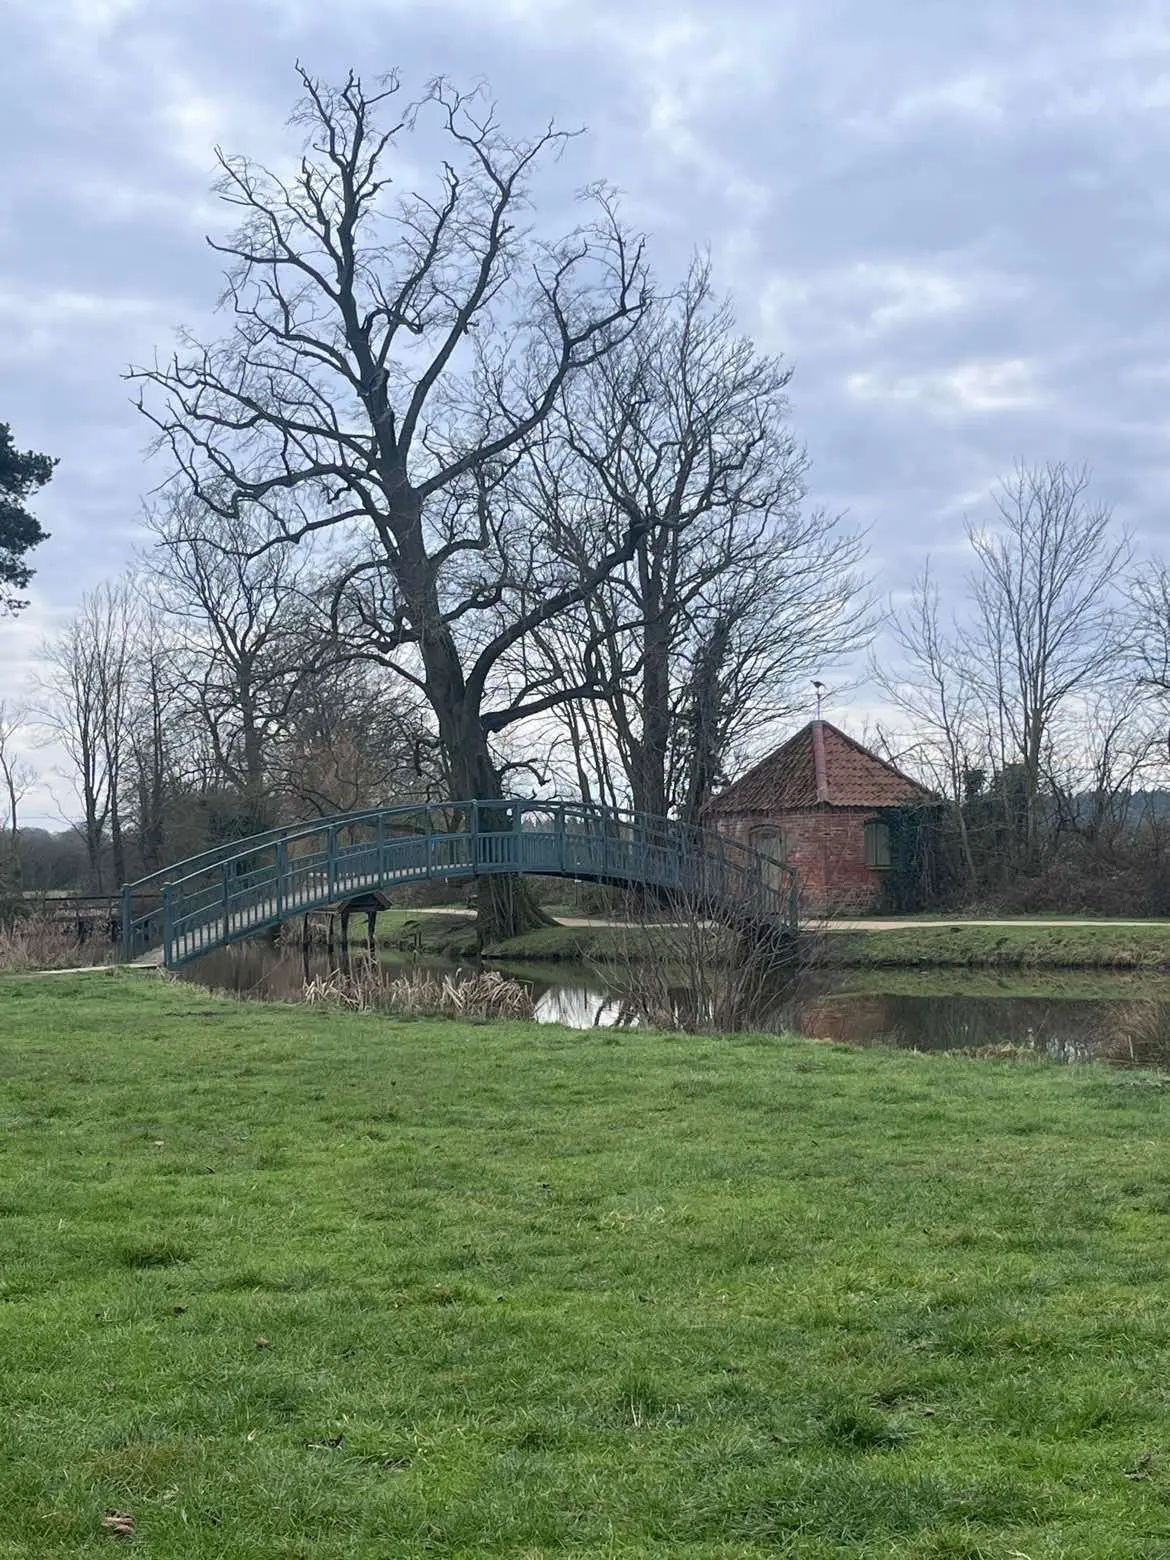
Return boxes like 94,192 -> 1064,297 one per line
2,973 -> 1170,1557
824,921 -> 1170,970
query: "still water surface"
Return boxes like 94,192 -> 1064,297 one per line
180,941 -> 1170,1068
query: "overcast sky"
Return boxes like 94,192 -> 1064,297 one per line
3,0 -> 1169,824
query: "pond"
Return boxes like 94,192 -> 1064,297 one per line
178,940 -> 1170,1067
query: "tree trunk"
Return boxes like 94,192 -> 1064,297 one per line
110,801 -> 126,889
420,621 -> 550,944
393,509 -> 552,945
446,715 -> 550,945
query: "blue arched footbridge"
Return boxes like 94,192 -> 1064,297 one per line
119,799 -> 799,969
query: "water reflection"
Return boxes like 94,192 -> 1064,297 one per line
180,942 -> 1170,1067
776,988 -> 1161,1066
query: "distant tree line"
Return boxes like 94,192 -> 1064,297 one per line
874,462 -> 1170,914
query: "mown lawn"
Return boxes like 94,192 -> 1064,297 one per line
825,921 -> 1170,970
1,973 -> 1169,1557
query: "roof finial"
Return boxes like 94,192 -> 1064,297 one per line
813,680 -> 825,721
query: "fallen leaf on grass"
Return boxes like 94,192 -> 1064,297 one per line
102,1509 -> 135,1538
255,1336 -> 271,1349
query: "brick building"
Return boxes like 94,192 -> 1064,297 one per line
706,719 -> 938,914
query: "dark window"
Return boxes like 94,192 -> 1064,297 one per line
864,819 -> 891,869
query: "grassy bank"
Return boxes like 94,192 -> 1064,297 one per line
376,908 -> 650,963
2,974 -> 1170,1556
824,920 -> 1170,971
375,908 -> 1170,971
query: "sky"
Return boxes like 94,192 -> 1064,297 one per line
3,0 -> 1170,825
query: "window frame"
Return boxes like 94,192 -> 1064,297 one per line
863,818 -> 892,870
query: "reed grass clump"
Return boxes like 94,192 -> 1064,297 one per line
303,961 -> 534,1020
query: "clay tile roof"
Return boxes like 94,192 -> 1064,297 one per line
707,720 -> 938,814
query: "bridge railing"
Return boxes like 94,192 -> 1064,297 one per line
121,798 -> 797,966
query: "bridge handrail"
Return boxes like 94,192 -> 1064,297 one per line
120,801 -> 443,895
141,801 -> 793,891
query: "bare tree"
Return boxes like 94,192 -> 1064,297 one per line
39,580 -> 139,890
1045,683 -> 1163,848
1134,562 -> 1170,708
131,68 -> 650,939
121,602 -> 185,875
878,465 -> 1133,898
271,661 -> 440,815
0,702 -> 36,904
523,261 -> 869,820
965,463 -> 1130,871
141,495 -> 323,833
872,564 -> 980,888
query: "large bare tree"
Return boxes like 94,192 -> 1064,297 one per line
131,68 -> 649,938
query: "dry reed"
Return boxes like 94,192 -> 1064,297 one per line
0,916 -> 111,973
303,961 -> 535,1020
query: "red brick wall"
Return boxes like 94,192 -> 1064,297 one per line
716,807 -> 888,915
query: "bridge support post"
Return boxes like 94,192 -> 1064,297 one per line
162,884 -> 174,969
119,884 -> 131,963
366,909 -> 377,953
276,838 -> 287,919
340,909 -> 351,956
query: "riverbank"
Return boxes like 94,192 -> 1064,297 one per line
2,972 -> 1168,1557
821,919 -> 1170,970
375,906 -> 1170,971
